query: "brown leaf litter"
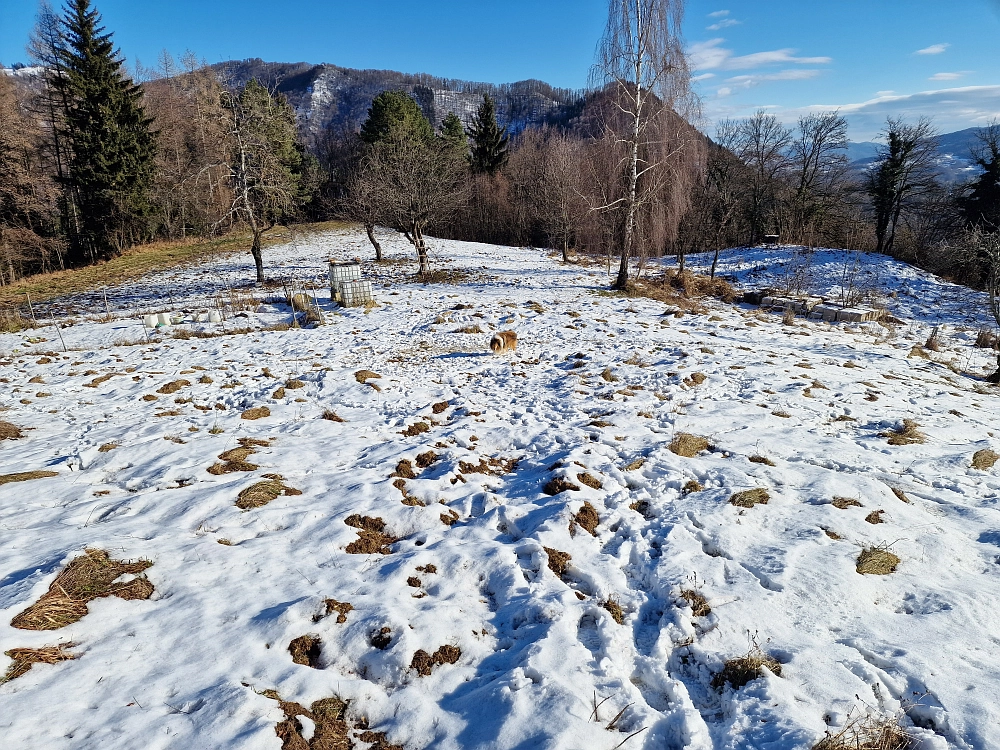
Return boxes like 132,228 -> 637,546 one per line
11,549 -> 153,631
410,645 -> 461,676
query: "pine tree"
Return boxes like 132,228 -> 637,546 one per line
360,91 -> 433,145
58,0 -> 157,263
439,112 -> 468,158
959,122 -> 1000,230
468,95 -> 509,174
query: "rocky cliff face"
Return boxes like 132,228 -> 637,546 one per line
212,59 -> 584,149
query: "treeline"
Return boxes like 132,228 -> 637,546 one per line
2,0 -> 999,294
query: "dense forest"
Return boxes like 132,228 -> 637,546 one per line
2,0 -> 999,298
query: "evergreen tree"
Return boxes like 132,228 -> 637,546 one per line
58,0 -> 157,263
439,112 -> 468,158
360,91 -> 433,145
467,94 -> 509,174
959,122 -> 1000,230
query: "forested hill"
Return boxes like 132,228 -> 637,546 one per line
209,59 -> 586,148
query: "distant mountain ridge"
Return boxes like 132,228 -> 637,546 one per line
210,59 -> 586,149
846,127 -> 984,182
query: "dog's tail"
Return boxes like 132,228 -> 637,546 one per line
490,335 -> 503,353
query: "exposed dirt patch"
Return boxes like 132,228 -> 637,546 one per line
288,635 -> 322,668
577,472 -> 603,490
857,547 -> 900,575
157,379 -> 190,395
832,497 -> 863,509
410,645 -> 461,676
749,455 -> 776,466
865,510 -> 885,525
241,406 -> 271,420
354,370 -> 382,384
11,549 -> 153,631
431,401 -> 450,414
318,599 -> 353,624
669,433 -> 710,458
236,480 -> 302,510
270,693 -> 352,750
401,421 -> 431,437
371,627 -> 392,650
0,470 -> 59,486
544,476 -> 580,495
322,409 -> 345,422
392,459 -> 416,479
680,589 -> 711,617
601,598 -> 624,625
415,451 -> 438,469
2,644 -> 78,684
574,502 -> 600,536
729,488 -> 770,508
544,547 -> 571,578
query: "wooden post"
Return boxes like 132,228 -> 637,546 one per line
25,292 -> 38,328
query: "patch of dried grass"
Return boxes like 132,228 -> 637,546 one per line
2,644 -> 77,684
0,420 -> 24,440
319,599 -> 353,624
321,409 -> 345,422
856,546 -> 900,575
544,476 -> 580,495
601,597 -> 625,624
683,479 -> 704,495
669,433 -> 710,458
270,693 -> 352,750
401,421 -> 430,437
11,549 -> 153,631
812,711 -> 916,750
410,644 -> 461,676
883,420 -> 926,446
749,455 -> 775,466
344,515 -> 396,554
712,646 -> 782,690
972,449 -> 999,470
156,379 -> 190,394
236,480 -> 302,510
577,472 -> 603,490
354,369 -> 381,384
680,589 -> 711,617
544,547 -> 571,578
288,635 -> 322,668
0,470 -> 59,486
729,488 -> 770,508
575,502 -> 600,536
832,497 -> 863,509
241,406 -> 271,420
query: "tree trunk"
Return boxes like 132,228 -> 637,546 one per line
988,355 -> 1000,384
365,223 -> 383,262
251,230 -> 265,283
562,237 -> 569,263
414,222 -> 430,276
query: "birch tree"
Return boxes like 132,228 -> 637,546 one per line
590,0 -> 697,289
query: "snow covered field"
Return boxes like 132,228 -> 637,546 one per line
1,229 -> 998,750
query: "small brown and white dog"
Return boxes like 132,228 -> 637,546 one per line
490,330 -> 518,354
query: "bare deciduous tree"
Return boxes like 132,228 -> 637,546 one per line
590,0 -> 698,289
788,111 -> 850,246
725,110 -> 792,245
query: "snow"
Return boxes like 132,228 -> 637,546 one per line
1,230 -> 998,750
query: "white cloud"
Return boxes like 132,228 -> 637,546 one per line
708,10 -> 730,18
916,43 -> 950,55
724,69 -> 823,88
929,71 -> 972,81
716,87 -> 734,98
691,73 -> 716,82
708,18 -> 741,30
688,38 -> 832,71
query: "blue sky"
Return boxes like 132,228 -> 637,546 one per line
2,0 -> 999,140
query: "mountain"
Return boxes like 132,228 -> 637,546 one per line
210,59 -> 585,149
846,126 -> 985,183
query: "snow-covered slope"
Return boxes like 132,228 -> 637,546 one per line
0,231 -> 998,750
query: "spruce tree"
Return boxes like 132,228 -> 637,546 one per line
439,112 -> 468,159
468,94 -> 509,174
360,91 -> 433,145
58,0 -> 157,263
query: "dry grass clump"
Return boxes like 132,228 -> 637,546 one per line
865,510 -> 885,525
0,470 -> 59,486
288,635 -> 322,668
601,368 -> 619,383
890,487 -> 910,504
344,515 -> 396,555
401,421 -> 431,437
270,693 -> 353,750
680,589 -> 711,617
975,328 -> 999,349
97,442 -> 119,453
972,449 -> 999,470
354,369 -> 382,384
431,400 -> 450,414
634,269 -> 736,304
156,379 -> 190,394
544,547 -> 571,578
415,451 -> 438,468
208,438 -> 268,474
812,711 -> 916,750
241,406 -> 271,420
11,549 -> 153,631
624,457 -> 645,471
712,646 -> 782,690
883,420 -> 926,446
236,480 -> 302,510
453,324 -> 484,334
669,433 -> 711,458
319,599 -> 353,624
83,373 -> 118,388
684,372 -> 707,387
575,502 -> 600,536
832,497 -> 863,509
729,488 -> 770,508
392,459 -> 416,479
683,479 -> 704,495
749,455 -> 776,466
2,644 -> 78,684
410,644 -> 461,676
272,387 -> 286,400
0,420 -> 24,440
924,326 -> 942,352
544,476 -> 581,495
601,598 -> 625,625
577,472 -> 603,490
321,409 -> 345,422
440,509 -> 460,525
856,546 -> 900,575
